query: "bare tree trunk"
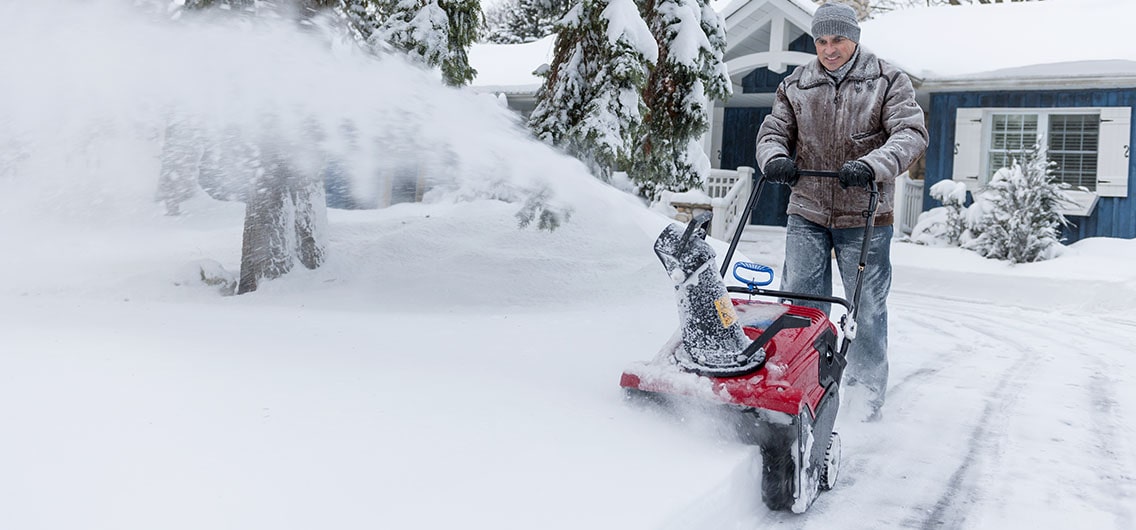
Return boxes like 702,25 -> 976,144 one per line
236,139 -> 327,295
294,174 -> 327,270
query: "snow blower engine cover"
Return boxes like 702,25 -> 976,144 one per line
654,213 -> 755,373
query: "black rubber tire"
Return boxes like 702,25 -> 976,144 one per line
759,439 -> 796,511
818,431 -> 841,491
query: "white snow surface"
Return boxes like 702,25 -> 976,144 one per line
4,2 -> 1136,530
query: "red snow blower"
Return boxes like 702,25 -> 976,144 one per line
620,170 -> 879,513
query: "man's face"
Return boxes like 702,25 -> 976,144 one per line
815,35 -> 857,71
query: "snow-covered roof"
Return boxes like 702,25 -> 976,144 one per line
467,35 -> 556,94
863,0 -> 1136,87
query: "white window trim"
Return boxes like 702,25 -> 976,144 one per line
952,106 -> 1132,216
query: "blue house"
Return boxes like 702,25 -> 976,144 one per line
863,0 -> 1135,243
470,0 -> 1136,242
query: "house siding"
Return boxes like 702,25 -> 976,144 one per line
925,88 -> 1136,243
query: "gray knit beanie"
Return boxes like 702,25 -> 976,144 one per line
811,3 -> 860,43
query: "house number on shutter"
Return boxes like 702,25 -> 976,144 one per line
954,143 -> 959,155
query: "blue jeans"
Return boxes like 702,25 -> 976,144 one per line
781,214 -> 893,405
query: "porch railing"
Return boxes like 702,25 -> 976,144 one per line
707,166 -> 754,240
896,172 -> 923,236
704,168 -> 925,239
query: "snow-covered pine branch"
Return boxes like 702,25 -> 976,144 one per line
529,0 -> 656,182
372,0 -> 481,86
483,0 -> 573,44
630,0 -> 731,199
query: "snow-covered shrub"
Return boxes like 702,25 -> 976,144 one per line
910,179 -> 967,246
963,144 -> 1071,264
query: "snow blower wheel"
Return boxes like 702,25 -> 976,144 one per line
756,409 -> 819,512
819,432 -> 841,491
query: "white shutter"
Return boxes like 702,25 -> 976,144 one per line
952,108 -> 984,191
1097,107 -> 1131,198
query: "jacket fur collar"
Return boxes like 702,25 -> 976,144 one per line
797,47 -> 883,90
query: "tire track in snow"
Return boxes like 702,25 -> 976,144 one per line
898,303 -> 1045,529
884,310 -> 971,400
1051,321 -> 1136,527
653,288 -> 1136,529
902,302 -> 1135,529
1086,367 -> 1136,527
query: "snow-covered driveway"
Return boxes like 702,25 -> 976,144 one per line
662,236 -> 1136,529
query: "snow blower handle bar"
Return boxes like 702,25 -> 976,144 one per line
719,168 -> 881,318
796,169 -> 839,179
797,169 -> 881,195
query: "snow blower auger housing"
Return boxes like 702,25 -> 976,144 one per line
620,170 -> 879,513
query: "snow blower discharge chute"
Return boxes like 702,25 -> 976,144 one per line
620,170 -> 879,513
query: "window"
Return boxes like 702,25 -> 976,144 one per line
985,112 -> 1100,191
953,106 -> 1131,205
987,113 -> 1039,183
1048,114 -> 1100,191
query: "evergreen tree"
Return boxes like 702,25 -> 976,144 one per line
631,0 -> 730,198
484,0 -> 573,44
529,0 -> 657,181
373,0 -> 481,86
963,144 -> 1070,264
338,0 -> 383,43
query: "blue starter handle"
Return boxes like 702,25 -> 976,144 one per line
732,262 -> 774,288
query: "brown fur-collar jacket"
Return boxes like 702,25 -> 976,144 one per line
755,48 -> 928,228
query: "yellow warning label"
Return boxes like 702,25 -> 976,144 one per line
714,295 -> 738,328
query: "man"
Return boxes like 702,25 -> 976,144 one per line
754,2 -> 928,421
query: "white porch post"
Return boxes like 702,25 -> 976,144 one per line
702,104 -> 725,170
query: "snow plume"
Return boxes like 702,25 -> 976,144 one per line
0,0 -> 595,229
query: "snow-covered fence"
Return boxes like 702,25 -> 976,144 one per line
708,166 -> 754,240
896,172 -> 923,236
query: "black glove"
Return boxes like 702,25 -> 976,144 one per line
762,157 -> 799,186
838,160 -> 874,189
